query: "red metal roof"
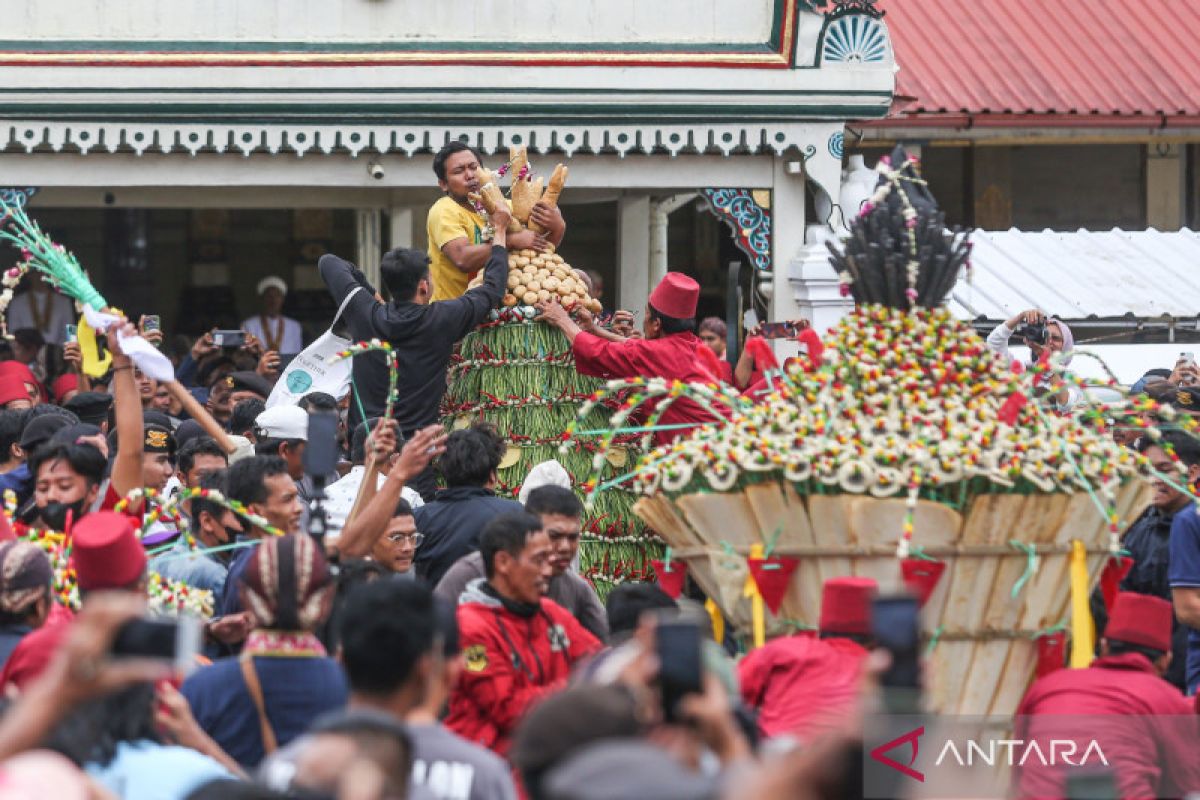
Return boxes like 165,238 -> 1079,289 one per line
880,0 -> 1200,125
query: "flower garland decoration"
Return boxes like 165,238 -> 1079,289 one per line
329,340 -> 399,422
148,572 -> 214,617
117,486 -> 286,541
22,528 -> 79,609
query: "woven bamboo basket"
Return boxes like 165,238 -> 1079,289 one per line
635,479 -> 1148,716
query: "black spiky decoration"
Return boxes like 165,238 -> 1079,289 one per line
827,145 -> 971,310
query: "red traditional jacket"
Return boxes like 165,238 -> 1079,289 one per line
445,580 -> 601,756
572,331 -> 722,446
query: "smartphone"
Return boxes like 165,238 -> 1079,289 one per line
110,616 -> 202,676
743,309 -> 760,331
64,323 -> 77,343
142,315 -> 160,333
1180,352 -> 1195,366
304,412 -> 340,479
759,321 -> 798,340
212,329 -> 246,349
656,620 -> 703,723
872,596 -> 921,691
1065,768 -> 1117,800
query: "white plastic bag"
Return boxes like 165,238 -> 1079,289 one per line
265,287 -> 362,408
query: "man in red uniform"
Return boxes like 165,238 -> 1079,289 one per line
538,272 -> 721,445
737,577 -> 876,743
445,511 -> 601,756
1016,592 -> 1200,799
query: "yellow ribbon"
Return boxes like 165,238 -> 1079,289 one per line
1068,539 -> 1094,668
743,542 -> 766,649
704,598 -> 724,645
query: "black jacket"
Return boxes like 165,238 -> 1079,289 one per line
413,486 -> 525,587
1091,504 -> 1187,690
317,247 -> 508,432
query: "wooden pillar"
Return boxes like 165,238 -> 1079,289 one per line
973,146 -> 1013,230
1147,143 -> 1185,230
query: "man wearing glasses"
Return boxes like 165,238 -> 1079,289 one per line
372,498 -> 424,575
435,485 -> 608,641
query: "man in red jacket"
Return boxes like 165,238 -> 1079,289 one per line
445,511 -> 601,756
1016,592 -> 1200,799
537,272 -> 721,446
738,576 -> 876,743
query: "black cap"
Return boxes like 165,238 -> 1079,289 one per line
226,371 -> 272,400
142,409 -> 174,430
50,423 -> 103,446
143,423 -> 177,456
63,391 -> 113,427
174,419 -> 207,449
19,415 -> 72,452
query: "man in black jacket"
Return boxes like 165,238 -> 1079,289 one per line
413,423 -> 524,586
318,205 -> 510,499
1092,430 -> 1200,691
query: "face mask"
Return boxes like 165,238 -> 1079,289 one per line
39,498 -> 88,532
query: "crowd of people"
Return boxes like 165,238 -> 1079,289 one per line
0,139 -> 1198,800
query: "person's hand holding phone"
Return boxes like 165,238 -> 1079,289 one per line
256,350 -> 281,379
191,331 -> 218,361
138,315 -> 164,348
62,340 -> 83,371
241,331 -> 263,357
611,309 -> 637,338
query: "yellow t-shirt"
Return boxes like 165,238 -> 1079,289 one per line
426,196 -> 488,302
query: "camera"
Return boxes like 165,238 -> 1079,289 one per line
368,160 -> 385,180
1014,320 -> 1048,347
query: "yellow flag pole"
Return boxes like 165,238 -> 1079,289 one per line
744,543 -> 766,649
704,598 -> 725,646
1068,539 -> 1094,668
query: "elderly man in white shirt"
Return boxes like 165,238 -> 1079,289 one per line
241,275 -> 304,356
324,417 -> 423,547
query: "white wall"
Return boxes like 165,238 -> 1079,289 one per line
4,0 -> 771,44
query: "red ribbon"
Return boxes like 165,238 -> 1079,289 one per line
747,556 -> 800,614
1098,555 -> 1134,613
1035,631 -> 1068,679
651,559 -> 687,599
900,558 -> 946,607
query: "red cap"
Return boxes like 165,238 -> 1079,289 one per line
1106,591 -> 1172,653
0,376 -> 28,407
819,577 -> 877,635
71,511 -> 147,592
648,272 -> 700,320
51,374 -> 79,404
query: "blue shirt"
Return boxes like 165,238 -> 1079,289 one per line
86,740 -> 229,800
150,538 -> 228,600
182,653 -> 349,768
218,541 -> 258,617
1167,505 -> 1200,692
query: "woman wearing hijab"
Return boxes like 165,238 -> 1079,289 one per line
986,308 -> 1077,410
181,535 -> 349,768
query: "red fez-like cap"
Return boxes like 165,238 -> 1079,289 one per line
648,272 -> 700,320
1106,591 -> 1172,653
71,511 -> 147,592
819,576 -> 877,635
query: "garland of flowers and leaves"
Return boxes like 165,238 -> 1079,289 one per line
329,339 -> 400,422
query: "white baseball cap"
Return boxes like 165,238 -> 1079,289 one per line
257,276 -> 288,296
255,405 -> 308,441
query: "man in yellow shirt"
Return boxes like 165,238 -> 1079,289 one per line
426,142 -> 566,302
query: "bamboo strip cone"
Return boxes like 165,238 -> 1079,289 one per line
676,493 -> 763,549
744,483 -> 823,624
806,495 -> 853,586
